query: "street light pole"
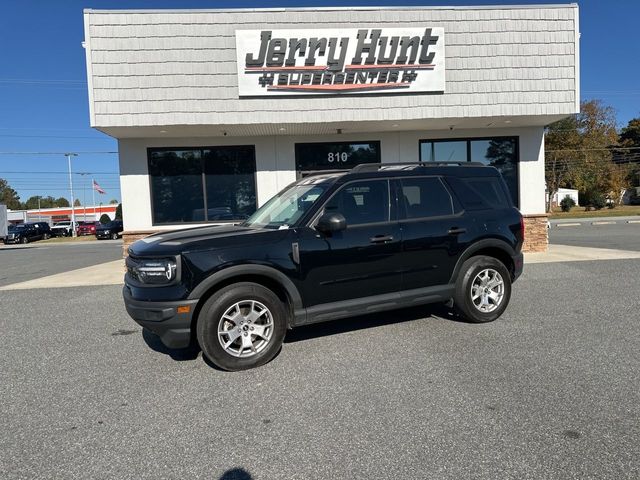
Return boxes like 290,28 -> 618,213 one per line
65,153 -> 78,237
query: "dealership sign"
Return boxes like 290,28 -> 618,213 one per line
235,28 -> 445,96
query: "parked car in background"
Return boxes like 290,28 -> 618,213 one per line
31,222 -> 52,240
51,221 -> 76,237
77,221 -> 99,236
96,220 -> 123,240
3,223 -> 46,244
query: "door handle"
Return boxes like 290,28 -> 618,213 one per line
448,227 -> 467,235
370,235 -> 394,244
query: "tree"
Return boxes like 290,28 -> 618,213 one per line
545,100 -> 620,211
73,198 -> 81,207
115,203 -> 122,220
0,178 -> 22,210
109,199 -> 119,205
23,195 -> 61,210
544,116 -> 581,212
99,214 -> 111,224
54,197 -> 70,208
619,117 -> 640,147
617,117 -> 640,187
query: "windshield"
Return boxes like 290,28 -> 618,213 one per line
243,184 -> 327,229
9,225 -> 24,231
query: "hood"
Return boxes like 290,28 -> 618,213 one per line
127,224 -> 286,257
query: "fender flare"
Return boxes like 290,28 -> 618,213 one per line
449,238 -> 517,283
187,264 -> 303,312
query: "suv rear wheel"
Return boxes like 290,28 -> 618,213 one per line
196,282 -> 287,371
453,255 -> 512,323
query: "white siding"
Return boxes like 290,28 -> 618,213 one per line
84,5 -> 579,128
119,125 -> 545,231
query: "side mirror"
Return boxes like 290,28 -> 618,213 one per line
316,212 -> 347,233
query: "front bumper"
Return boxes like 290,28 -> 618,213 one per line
3,237 -> 19,244
123,285 -> 199,349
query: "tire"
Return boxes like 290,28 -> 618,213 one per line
43,233 -> 50,240
197,282 -> 287,371
453,255 -> 512,323
111,232 -> 119,240
21,237 -> 28,244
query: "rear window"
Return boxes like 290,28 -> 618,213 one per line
446,176 -> 511,210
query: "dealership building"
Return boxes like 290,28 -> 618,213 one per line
83,4 -> 580,252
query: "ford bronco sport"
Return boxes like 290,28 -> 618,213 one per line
124,162 -> 524,371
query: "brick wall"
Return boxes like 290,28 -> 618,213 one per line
522,214 -> 549,253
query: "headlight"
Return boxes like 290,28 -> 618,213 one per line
103,230 -> 110,234
128,258 -> 178,284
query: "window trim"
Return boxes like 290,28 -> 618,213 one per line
308,178 -> 394,229
147,145 -> 258,226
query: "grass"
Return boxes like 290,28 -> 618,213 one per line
548,205 -> 640,219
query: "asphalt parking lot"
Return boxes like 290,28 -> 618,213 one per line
550,219 -> 640,251
0,240 -> 122,287
1,236 -> 639,479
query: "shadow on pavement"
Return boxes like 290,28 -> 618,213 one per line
219,468 -> 253,480
284,302 -> 462,344
141,328 -> 200,361
140,303 -> 468,364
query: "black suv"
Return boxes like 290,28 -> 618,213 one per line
124,163 -> 524,371
4,222 -> 50,244
96,220 -> 123,240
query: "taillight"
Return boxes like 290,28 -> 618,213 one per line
520,216 -> 525,243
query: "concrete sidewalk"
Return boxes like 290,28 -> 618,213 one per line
0,260 -> 124,291
525,244 -> 640,264
2,244 -> 640,291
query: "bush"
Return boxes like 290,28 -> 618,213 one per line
581,190 -> 607,210
559,195 -> 576,212
591,192 -> 606,210
99,214 -> 111,224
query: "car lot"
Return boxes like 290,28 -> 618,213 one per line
0,240 -> 638,478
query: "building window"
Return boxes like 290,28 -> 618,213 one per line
419,137 -> 518,206
295,141 -> 380,177
148,146 -> 256,225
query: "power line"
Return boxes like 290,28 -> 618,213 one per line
546,146 -> 640,153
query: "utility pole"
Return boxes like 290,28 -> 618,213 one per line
65,153 -> 78,237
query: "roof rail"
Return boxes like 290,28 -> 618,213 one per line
350,161 -> 485,173
299,169 -> 351,177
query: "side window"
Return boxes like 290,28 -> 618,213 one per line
324,180 -> 389,226
399,177 -> 454,219
461,177 -> 510,207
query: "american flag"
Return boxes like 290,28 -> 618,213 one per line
92,179 -> 106,194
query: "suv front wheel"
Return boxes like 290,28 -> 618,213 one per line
196,282 -> 287,371
453,256 -> 512,323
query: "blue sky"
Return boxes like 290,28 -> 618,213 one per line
1,0 -> 639,205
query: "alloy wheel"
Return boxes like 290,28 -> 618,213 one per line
217,300 -> 274,358
470,268 -> 504,313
